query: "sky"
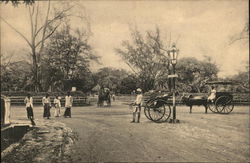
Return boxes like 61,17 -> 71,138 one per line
1,0 -> 249,78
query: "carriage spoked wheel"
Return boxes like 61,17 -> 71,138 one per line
215,96 -> 234,114
207,101 -> 218,113
153,104 -> 171,123
143,105 -> 152,120
147,99 -> 167,122
144,99 -> 155,121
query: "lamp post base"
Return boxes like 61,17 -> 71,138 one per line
169,119 -> 180,123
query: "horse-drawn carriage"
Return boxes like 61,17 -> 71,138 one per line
141,81 -> 236,123
97,87 -> 111,107
181,81 -> 236,114
129,91 -> 172,123
143,94 -> 172,123
205,81 -> 235,114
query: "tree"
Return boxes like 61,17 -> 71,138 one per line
225,63 -> 249,92
231,71 -> 249,92
176,57 -> 219,93
41,24 -> 98,92
115,27 -> 171,91
0,53 -> 32,91
119,74 -> 138,94
1,1 -> 88,91
94,67 -> 130,93
2,0 -> 34,6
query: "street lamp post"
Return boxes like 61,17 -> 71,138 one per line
168,43 -> 180,123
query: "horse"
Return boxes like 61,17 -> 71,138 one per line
181,94 -> 208,113
97,88 -> 111,107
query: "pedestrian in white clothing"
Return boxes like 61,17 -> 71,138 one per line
131,88 -> 143,123
24,93 -> 34,120
64,92 -> 73,118
207,86 -> 216,103
54,96 -> 61,117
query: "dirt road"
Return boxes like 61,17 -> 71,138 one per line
58,101 -> 249,162
10,101 -> 249,162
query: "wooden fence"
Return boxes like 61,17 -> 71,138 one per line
7,96 -> 90,106
2,93 -> 250,106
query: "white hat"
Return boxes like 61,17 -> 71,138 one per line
136,88 -> 142,92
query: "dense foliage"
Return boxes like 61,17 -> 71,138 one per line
0,60 -> 33,91
41,24 -> 98,92
115,28 -> 171,92
176,57 -> 219,93
225,70 -> 249,93
93,68 -> 137,93
2,0 -> 34,6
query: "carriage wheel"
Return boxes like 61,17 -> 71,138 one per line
215,96 -> 234,114
221,104 -> 234,114
148,99 -> 166,122
144,106 -> 152,120
207,102 -> 218,113
144,99 -> 155,120
154,104 -> 171,123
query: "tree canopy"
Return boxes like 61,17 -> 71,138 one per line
93,67 -> 130,93
0,57 -> 32,91
41,24 -> 98,92
115,27 -> 171,91
176,57 -> 219,93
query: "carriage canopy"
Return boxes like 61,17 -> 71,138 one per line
205,81 -> 238,93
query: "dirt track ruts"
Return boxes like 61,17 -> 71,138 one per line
10,100 -> 249,162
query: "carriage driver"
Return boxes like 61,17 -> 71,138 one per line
207,86 -> 216,103
131,88 -> 143,123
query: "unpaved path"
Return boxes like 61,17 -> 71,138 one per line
9,100 -> 249,162
58,101 -> 249,162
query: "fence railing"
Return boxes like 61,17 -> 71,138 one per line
5,96 -> 90,106
2,93 -> 250,106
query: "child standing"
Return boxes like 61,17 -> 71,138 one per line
24,93 -> 34,120
131,88 -> 143,123
54,96 -> 61,117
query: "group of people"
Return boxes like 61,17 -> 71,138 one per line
24,92 -> 73,120
24,86 -> 216,123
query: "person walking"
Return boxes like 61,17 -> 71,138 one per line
54,96 -> 61,117
131,88 -> 143,123
64,92 -> 73,118
24,93 -> 34,120
42,93 -> 51,119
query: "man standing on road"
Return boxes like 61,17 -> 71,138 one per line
131,88 -> 143,123
64,92 -> 73,118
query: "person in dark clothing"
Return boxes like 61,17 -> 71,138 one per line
42,93 -> 51,119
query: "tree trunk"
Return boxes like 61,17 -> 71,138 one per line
31,47 -> 39,92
